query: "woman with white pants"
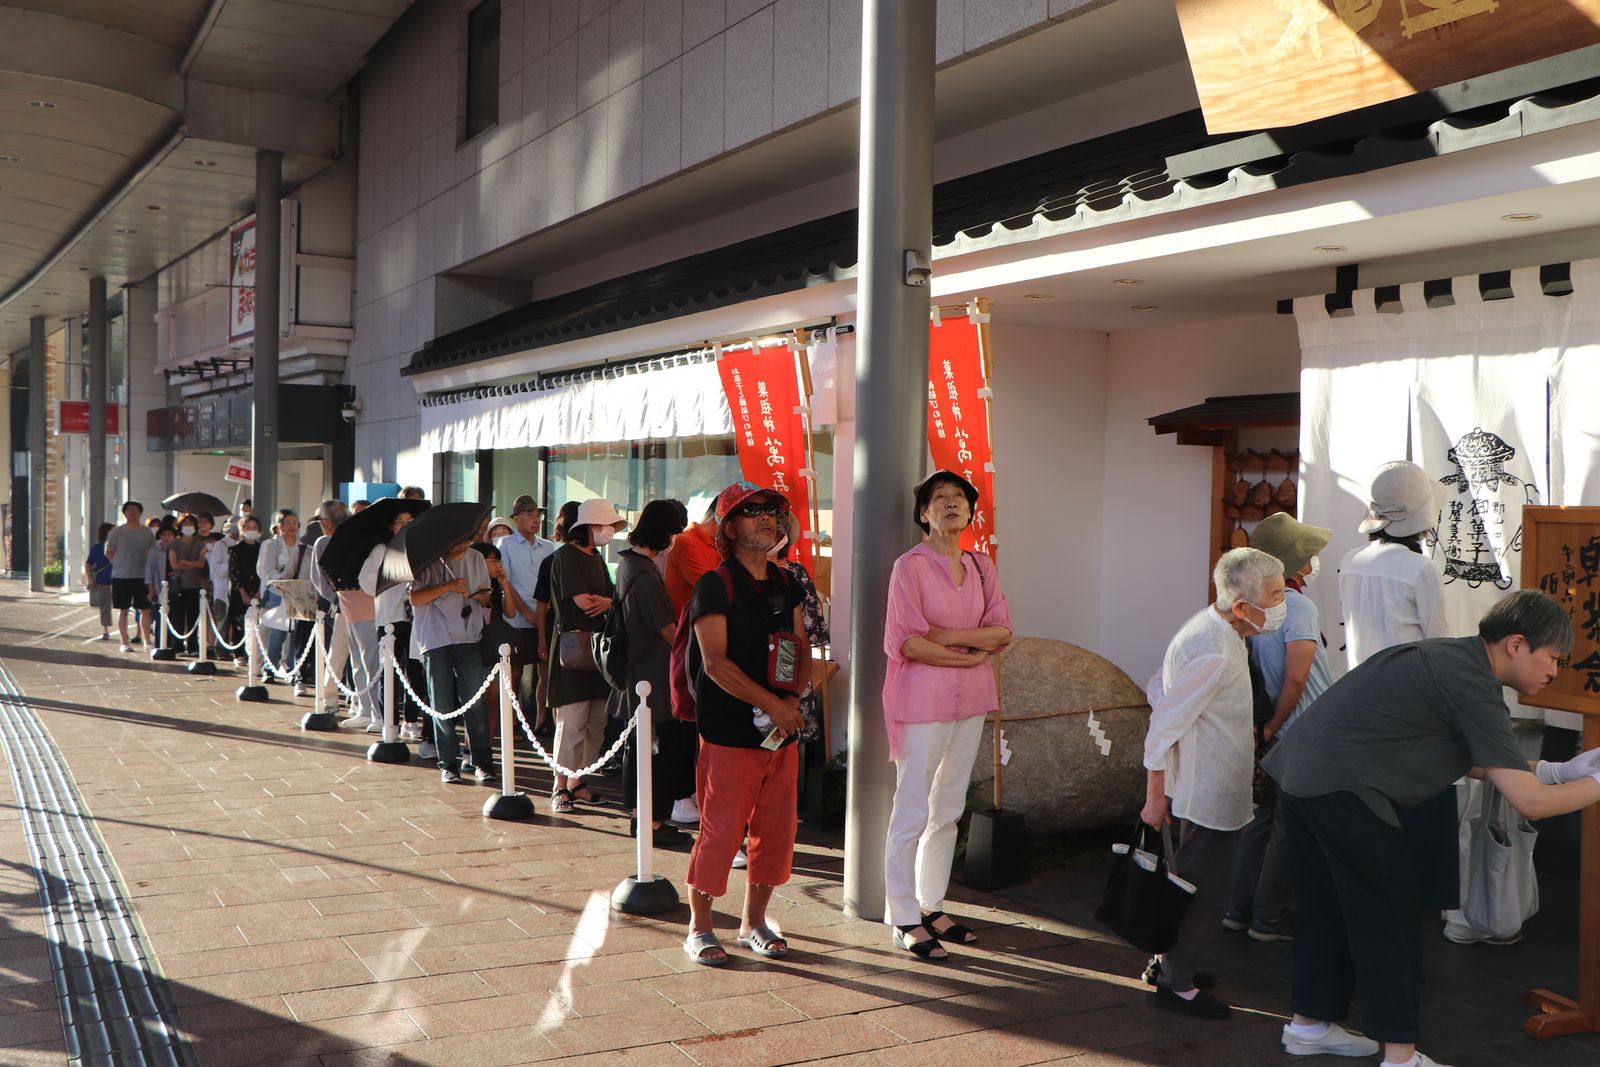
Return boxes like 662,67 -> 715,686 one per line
881,471 -> 1012,960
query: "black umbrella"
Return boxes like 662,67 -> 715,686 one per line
319,497 -> 432,590
377,502 -> 491,593
163,490 -> 229,516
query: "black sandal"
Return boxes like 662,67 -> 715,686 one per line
922,910 -> 978,945
893,924 -> 948,961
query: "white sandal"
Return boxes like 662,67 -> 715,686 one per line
683,930 -> 728,967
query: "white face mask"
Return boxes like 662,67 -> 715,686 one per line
592,528 -> 615,547
1244,599 -> 1288,633
243,530 -> 260,542
180,526 -> 196,537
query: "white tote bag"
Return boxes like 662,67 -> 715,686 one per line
1449,779 -> 1539,941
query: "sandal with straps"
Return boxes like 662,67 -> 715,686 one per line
683,930 -> 728,967
922,910 -> 978,945
893,924 -> 948,961
551,788 -> 575,814
737,924 -> 789,959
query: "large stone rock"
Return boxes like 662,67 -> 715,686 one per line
968,636 -> 1150,835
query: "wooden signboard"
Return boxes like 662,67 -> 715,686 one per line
1173,0 -> 1600,133
1520,505 -> 1600,1040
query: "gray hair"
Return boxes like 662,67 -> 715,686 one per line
1214,547 -> 1285,611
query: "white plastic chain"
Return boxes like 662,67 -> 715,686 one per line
382,645 -> 498,722
205,609 -> 247,651
504,677 -> 637,780
253,621 -> 318,681
322,663 -> 360,700
161,612 -> 201,641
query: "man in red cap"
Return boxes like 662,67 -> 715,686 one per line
682,481 -> 811,966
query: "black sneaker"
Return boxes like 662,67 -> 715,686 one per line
440,767 -> 463,784
1150,985 -> 1231,1020
473,766 -> 498,786
1143,957 -> 1216,990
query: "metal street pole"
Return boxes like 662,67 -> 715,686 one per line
843,0 -> 935,921
88,276 -> 108,532
28,316 -> 47,592
251,150 -> 282,522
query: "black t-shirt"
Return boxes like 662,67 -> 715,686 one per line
689,562 -> 805,749
1263,636 -> 1529,827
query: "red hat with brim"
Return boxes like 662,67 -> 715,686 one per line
714,481 -> 788,526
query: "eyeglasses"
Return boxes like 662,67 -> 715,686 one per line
733,501 -> 784,519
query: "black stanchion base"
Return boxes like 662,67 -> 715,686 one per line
235,684 -> 269,702
149,648 -> 177,661
611,874 -> 680,915
483,792 -> 535,820
299,710 -> 340,731
366,740 -> 410,764
962,808 -> 1029,890
186,660 -> 217,676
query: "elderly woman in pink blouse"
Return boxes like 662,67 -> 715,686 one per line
882,470 -> 1013,960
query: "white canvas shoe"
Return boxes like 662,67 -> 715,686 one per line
1282,1022 -> 1380,1058
671,797 -> 700,825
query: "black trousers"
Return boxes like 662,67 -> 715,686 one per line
1279,791 -> 1424,1044
171,587 -> 201,654
622,718 -> 697,816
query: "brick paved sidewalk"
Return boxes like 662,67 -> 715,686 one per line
0,579 -> 1594,1066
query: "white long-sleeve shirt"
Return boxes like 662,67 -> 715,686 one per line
1338,541 -> 1448,669
1143,606 -> 1254,832
358,543 -> 408,626
310,535 -> 337,602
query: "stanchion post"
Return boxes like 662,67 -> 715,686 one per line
299,609 -> 338,731
237,600 -> 268,701
150,580 -> 176,661
611,681 -> 678,914
368,624 -> 410,764
484,643 -> 533,819
187,587 -> 217,675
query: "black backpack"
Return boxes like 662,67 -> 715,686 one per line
592,575 -> 636,692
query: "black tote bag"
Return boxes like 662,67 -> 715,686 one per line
1094,821 -> 1197,953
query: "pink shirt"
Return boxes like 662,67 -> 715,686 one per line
882,543 -> 1012,761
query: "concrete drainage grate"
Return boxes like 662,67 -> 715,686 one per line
0,663 -> 195,1067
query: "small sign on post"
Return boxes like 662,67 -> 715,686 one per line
224,459 -> 252,487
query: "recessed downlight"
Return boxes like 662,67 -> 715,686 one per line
193,159 -> 218,167
1113,278 -> 1142,285
1022,293 -> 1053,301
243,43 -> 264,52
146,204 -> 162,211
27,100 -> 56,110
0,155 -> 21,163
1314,244 -> 1347,253
1132,304 -> 1158,311
115,227 -> 138,235
1501,212 -> 1541,222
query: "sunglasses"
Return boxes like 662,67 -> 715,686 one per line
733,501 -> 785,519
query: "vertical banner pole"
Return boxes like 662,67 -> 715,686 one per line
796,340 -> 832,749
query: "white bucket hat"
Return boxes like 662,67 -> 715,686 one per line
573,498 -> 628,531
1358,461 -> 1446,537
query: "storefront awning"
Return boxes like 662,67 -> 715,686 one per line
1147,392 -> 1300,445
419,359 -> 734,454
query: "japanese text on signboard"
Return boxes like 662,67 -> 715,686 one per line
716,346 -> 813,567
1522,506 -> 1600,716
928,317 -> 997,559
229,218 -> 257,343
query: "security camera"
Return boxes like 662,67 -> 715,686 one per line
340,399 -> 361,423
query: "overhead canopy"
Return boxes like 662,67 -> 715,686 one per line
1147,392 -> 1300,446
419,359 -> 735,455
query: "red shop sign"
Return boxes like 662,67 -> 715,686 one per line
716,344 -> 813,568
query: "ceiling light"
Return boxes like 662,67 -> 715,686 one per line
1113,278 -> 1141,285
146,204 -> 162,211
43,291 -> 58,296
1022,293 -> 1053,301
1501,212 -> 1541,222
115,227 -> 137,235
193,159 -> 218,167
243,43 -> 264,52
0,155 -> 20,163
1314,245 -> 1347,253
27,100 -> 56,110
1132,305 -> 1158,311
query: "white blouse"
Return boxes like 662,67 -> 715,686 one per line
1338,541 -> 1448,669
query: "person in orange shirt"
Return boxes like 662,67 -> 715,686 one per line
666,504 -> 722,616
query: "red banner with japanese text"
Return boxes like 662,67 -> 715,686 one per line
928,317 -> 997,559
717,345 -> 814,568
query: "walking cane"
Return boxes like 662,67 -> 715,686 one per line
368,624 -> 409,763
612,681 -> 679,914
485,643 -> 533,819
